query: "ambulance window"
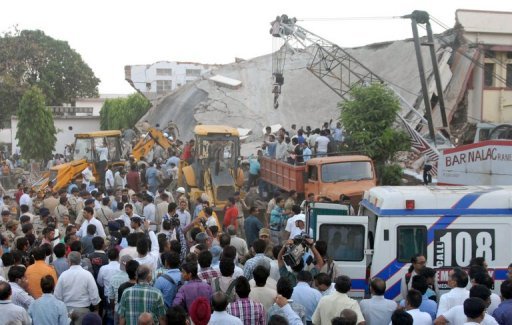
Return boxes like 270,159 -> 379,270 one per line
397,226 -> 427,263
320,224 -> 365,261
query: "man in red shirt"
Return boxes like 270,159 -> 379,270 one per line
181,139 -> 195,164
126,164 -> 141,192
223,197 -> 238,231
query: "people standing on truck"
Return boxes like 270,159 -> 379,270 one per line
308,128 -> 320,154
339,195 -> 355,215
423,155 -> 433,185
269,197 -> 286,246
301,142 -> 312,163
263,134 -> 277,158
332,121 -> 344,151
315,130 -> 330,158
400,254 -> 427,300
288,138 -> 303,165
275,135 -> 288,162
246,154 -> 260,192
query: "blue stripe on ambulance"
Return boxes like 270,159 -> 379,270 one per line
366,189 -> 502,299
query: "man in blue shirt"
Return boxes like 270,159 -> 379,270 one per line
493,279 -> 512,324
246,155 -> 261,191
244,207 -> 263,248
28,275 -> 68,325
399,275 -> 437,320
291,271 -> 322,324
269,197 -> 285,246
154,252 -> 182,307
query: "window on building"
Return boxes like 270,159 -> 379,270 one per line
485,50 -> 496,59
319,224 -> 365,261
156,80 -> 172,94
397,226 -> 427,263
186,69 -> 201,77
484,63 -> 495,87
507,64 -> 512,88
156,68 -> 172,76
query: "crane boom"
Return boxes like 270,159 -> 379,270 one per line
270,14 -> 450,175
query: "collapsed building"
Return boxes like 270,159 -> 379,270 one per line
127,9 -> 512,149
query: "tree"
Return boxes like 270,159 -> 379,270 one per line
100,93 -> 151,130
340,83 -> 410,184
0,29 -> 100,125
15,86 -> 56,161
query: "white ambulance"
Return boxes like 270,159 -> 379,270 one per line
307,185 -> 512,299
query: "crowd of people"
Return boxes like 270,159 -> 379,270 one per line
0,122 -> 512,325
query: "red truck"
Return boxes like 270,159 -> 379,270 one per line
260,155 -> 377,206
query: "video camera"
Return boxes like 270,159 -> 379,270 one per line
283,233 -> 311,268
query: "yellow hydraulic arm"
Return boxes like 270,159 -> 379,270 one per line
132,128 -> 173,161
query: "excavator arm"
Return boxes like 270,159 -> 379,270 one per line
131,127 -> 173,161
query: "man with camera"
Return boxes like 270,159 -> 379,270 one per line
277,236 -> 325,287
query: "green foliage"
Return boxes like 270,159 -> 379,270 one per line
0,29 -> 100,125
15,86 -> 56,160
100,93 -> 151,130
340,83 -> 410,182
378,163 -> 403,185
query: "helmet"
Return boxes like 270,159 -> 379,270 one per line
176,187 -> 185,194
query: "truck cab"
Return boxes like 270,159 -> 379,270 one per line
260,155 -> 376,207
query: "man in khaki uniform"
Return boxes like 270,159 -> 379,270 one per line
2,219 -> 19,247
54,197 -> 69,223
42,191 -> 59,217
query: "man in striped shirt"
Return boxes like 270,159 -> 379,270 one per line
227,276 -> 265,325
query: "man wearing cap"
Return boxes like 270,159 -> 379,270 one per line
2,219 -> 19,247
175,187 -> 188,206
259,228 -> 275,258
284,205 -> 306,240
0,210 -> 11,234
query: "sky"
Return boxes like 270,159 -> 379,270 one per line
1,0 -> 510,94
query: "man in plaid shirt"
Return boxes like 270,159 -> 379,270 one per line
227,276 -> 266,325
198,250 -> 220,284
118,265 -> 166,325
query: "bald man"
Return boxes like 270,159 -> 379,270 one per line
138,312 -> 155,325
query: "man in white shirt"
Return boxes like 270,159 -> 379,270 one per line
96,248 -> 121,302
76,206 -> 106,238
54,252 -> 101,323
19,188 -> 32,213
434,284 -> 498,325
284,205 -> 305,240
405,289 -> 432,325
134,221 -> 160,271
314,130 -> 330,157
105,167 -> 114,190
81,164 -> 93,189
176,200 -> 191,230
275,135 -> 288,161
360,277 -> 397,325
117,203 -> 138,231
142,195 -> 157,232
0,281 -> 31,325
437,268 -> 470,317
208,291 -> 243,325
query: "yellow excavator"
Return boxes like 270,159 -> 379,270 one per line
179,125 -> 245,211
33,130 -> 125,191
33,127 -> 173,191
131,127 -> 173,161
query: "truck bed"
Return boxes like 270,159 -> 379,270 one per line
260,156 -> 305,193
